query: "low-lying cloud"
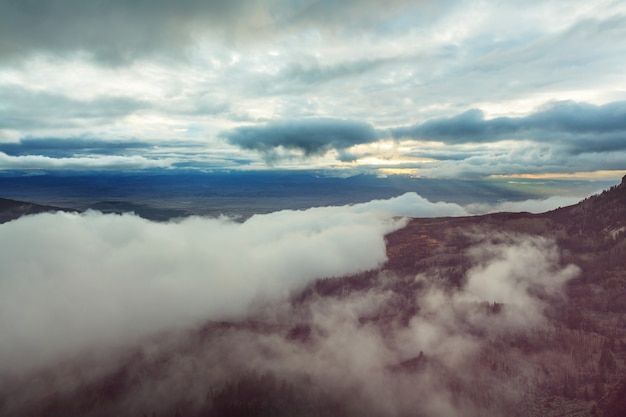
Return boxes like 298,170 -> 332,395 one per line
0,191 -> 584,416
290,234 -> 579,416
466,195 -> 582,214
0,193 -> 468,373
1,226 -> 579,416
0,151 -> 172,170
0,138 -> 154,158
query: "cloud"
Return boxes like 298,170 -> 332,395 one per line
526,100 -> 626,135
0,0 -> 448,64
0,138 -> 153,158
218,99 -> 626,174
0,152 -> 173,170
466,195 -> 582,214
354,191 -> 466,217
0,85 -> 147,131
458,233 -> 579,330
379,100 -> 626,177
391,101 -> 626,152
0,137 -> 209,161
0,227 -> 580,416
222,118 -> 381,162
392,109 -> 515,144
0,0 -> 268,64
407,145 -> 626,178
1,1 -> 625,178
0,193 -> 471,373
281,0 -> 452,32
256,54 -> 410,95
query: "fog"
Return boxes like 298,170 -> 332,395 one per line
0,193 -> 581,416
230,233 -> 576,416
0,192 -> 469,372
466,195 -> 582,214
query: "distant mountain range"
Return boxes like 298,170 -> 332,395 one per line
0,198 -> 75,224
0,170 -> 615,219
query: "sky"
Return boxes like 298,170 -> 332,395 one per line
1,0 -> 626,179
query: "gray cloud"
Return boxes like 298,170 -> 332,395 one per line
0,85 -> 147,130
391,101 -> 626,151
0,0 -> 270,64
526,101 -> 626,135
393,109 -> 515,144
0,0 -> 448,64
0,137 -> 153,158
253,53 -> 417,96
218,100 -> 626,176
408,145 -> 626,178
281,0 -> 448,29
0,137 -> 209,161
222,118 -> 380,162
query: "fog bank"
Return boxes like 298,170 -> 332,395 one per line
0,192 -> 466,372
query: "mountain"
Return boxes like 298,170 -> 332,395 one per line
1,178 -> 625,417
0,197 -> 75,224
0,197 -> 189,222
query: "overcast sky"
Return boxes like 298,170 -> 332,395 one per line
1,0 -> 625,179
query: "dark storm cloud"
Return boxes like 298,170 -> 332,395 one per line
391,100 -> 626,153
222,118 -> 380,161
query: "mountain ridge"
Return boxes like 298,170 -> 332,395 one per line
0,197 -> 75,223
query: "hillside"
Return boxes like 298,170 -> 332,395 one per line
0,198 -> 73,224
1,178 -> 625,417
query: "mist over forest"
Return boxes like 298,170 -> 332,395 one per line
1,177 -> 626,417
